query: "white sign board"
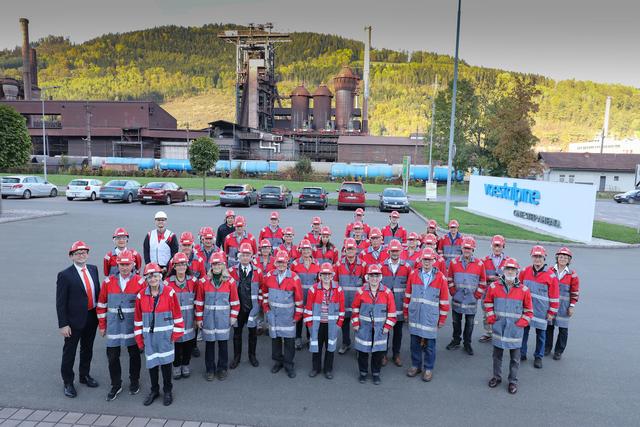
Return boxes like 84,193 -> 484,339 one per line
468,175 -> 597,243
425,182 -> 437,200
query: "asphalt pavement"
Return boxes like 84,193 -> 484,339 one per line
0,196 -> 638,426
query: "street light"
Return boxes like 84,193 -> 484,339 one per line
444,0 -> 462,223
428,75 -> 438,183
41,86 -> 60,181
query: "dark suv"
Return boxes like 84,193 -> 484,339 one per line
299,187 -> 329,210
258,185 -> 293,208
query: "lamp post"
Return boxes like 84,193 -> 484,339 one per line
41,86 -> 60,181
444,0 -> 462,223
428,75 -> 438,183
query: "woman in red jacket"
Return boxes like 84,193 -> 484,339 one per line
134,263 -> 184,407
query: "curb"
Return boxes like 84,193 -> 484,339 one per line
174,200 -> 221,208
0,209 -> 66,224
408,206 -> 640,249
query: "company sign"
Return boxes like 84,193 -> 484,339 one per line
468,175 -> 596,242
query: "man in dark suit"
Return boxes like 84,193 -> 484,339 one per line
56,241 -> 101,397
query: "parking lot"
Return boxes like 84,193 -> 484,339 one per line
1,196 -> 639,426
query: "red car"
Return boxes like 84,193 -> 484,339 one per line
337,181 -> 366,210
139,182 -> 189,205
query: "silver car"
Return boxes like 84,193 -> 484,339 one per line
379,187 -> 410,213
1,175 -> 58,199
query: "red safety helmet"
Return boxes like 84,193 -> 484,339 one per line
367,264 -> 382,275
344,238 -> 357,250
172,252 -> 189,265
387,239 -> 403,252
369,227 -> 382,239
390,210 -> 400,219
180,232 -> 194,246
355,208 -> 365,216
275,250 -> 289,263
299,239 -> 313,250
491,235 -> 506,247
423,233 -> 438,245
234,216 -> 246,227
260,239 -> 272,248
503,258 -> 520,270
209,252 -> 225,265
283,226 -> 295,235
312,216 -> 322,225
530,245 -> 546,257
352,221 -> 363,229
225,209 -> 235,218
421,248 -> 437,261
428,219 -> 438,229
448,219 -> 460,228
116,250 -> 134,264
320,262 -> 334,275
462,237 -> 476,250
69,240 -> 90,255
113,227 -> 129,238
270,211 -> 280,220
239,242 -> 253,254
556,247 -> 573,258
200,226 -> 215,239
407,232 -> 420,241
143,263 -> 162,276
321,226 -> 331,235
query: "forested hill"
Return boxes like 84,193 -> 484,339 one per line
1,23 -> 638,148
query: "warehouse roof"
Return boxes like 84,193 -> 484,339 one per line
538,152 -> 640,172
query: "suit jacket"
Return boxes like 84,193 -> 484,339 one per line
56,264 -> 101,329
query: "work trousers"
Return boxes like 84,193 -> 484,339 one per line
149,363 -> 172,393
452,311 -> 475,345
312,323 -> 334,372
106,344 -> 141,387
410,335 -> 436,371
493,346 -> 520,384
205,341 -> 228,373
271,337 -> 295,371
545,324 -> 568,355
173,339 -> 195,367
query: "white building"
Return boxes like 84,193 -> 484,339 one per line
538,152 -> 640,192
568,138 -> 640,154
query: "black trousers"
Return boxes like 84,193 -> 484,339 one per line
296,320 -> 310,340
272,337 -> 295,371
233,310 -> 257,358
61,309 -> 98,384
205,341 -> 228,373
312,323 -> 334,372
341,316 -> 352,346
545,324 -> 569,354
386,320 -> 403,357
149,363 -> 172,393
452,311 -> 475,345
174,339 -> 195,367
106,344 -> 141,387
493,346 -> 521,384
358,351 -> 384,376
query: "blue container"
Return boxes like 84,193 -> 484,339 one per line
159,159 -> 192,172
350,164 -> 366,179
138,158 -> 155,170
216,160 -> 230,173
409,165 -> 430,181
366,164 -> 393,179
331,163 -> 350,178
409,165 -> 463,182
242,160 -> 272,174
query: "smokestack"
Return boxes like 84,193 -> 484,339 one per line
30,48 -> 38,87
362,26 -> 371,134
20,18 -> 32,100
603,96 -> 611,139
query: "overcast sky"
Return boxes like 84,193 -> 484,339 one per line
1,0 -> 638,87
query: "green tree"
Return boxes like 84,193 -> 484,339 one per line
188,136 -> 219,202
0,104 -> 31,168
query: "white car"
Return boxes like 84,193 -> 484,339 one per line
1,175 -> 58,199
66,178 -> 103,201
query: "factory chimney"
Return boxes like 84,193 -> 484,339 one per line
30,48 -> 38,87
20,18 -> 32,100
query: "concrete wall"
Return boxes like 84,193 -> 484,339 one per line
545,170 -> 636,192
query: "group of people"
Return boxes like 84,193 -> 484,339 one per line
55,207 -> 581,406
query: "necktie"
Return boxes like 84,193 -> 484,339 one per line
81,267 -> 94,310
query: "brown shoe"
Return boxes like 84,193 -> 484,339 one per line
393,355 -> 403,367
406,367 -> 422,377
381,355 -> 388,367
422,370 -> 433,382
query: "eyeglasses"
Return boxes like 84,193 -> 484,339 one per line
368,273 -> 382,277
155,218 -> 166,222
73,250 -> 88,255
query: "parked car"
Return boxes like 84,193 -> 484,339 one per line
219,184 -> 258,207
100,180 -> 141,203
379,187 -> 410,213
258,185 -> 293,208
1,175 -> 58,199
139,181 -> 189,205
66,178 -> 103,201
613,189 -> 640,204
337,181 -> 366,210
298,186 -> 329,210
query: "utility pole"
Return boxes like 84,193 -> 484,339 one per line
428,75 -> 438,182
599,96 -> 611,154
84,102 -> 92,166
445,0 -> 462,224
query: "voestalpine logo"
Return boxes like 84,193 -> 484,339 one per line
484,182 -> 541,206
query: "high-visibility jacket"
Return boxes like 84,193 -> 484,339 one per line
359,244 -> 389,266
291,257 -> 320,302
344,222 -> 371,239
259,226 -> 284,248
143,229 -> 178,267
194,245 -> 217,272
224,232 -> 257,267
400,248 -> 421,269
253,256 -> 276,274
195,276 -> 240,341
229,265 -> 264,328
166,275 -> 199,342
381,259 -> 411,321
304,231 -> 322,246
134,283 -> 184,368
447,256 -> 487,315
304,282 -> 345,352
404,268 -> 450,339
482,253 -> 509,283
437,232 -> 464,267
166,252 -> 207,280
351,285 -> 396,353
313,244 -> 339,265
381,225 -> 407,244
334,257 -> 367,316
103,248 -> 142,277
97,273 -> 145,347
277,243 -> 300,264
261,269 -> 304,338
551,265 -> 580,328
483,278 -> 533,349
519,265 -> 559,329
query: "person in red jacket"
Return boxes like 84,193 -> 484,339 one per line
304,262 -> 345,379
259,211 -> 284,248
446,237 -> 487,356
422,219 -> 439,242
404,248 -> 450,382
278,226 -> 300,263
401,232 -> 422,269
103,228 -> 142,276
349,222 -> 370,256
254,239 -> 276,273
262,250 -> 304,378
344,208 -> 370,238
485,258 -> 533,395
166,232 -> 207,280
134,263 -> 184,406
352,264 -> 396,385
195,252 -> 239,381
382,211 -> 407,245
291,239 -> 320,350
313,226 -> 339,265
165,252 -> 199,380
97,251 -> 145,401
224,216 -> 257,268
359,227 -> 389,265
519,245 -> 560,369
479,235 -> 509,344
194,227 -> 217,272
335,238 -> 367,354
304,216 -> 323,246
437,219 -> 463,267
420,233 -> 447,273
545,247 -> 580,360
